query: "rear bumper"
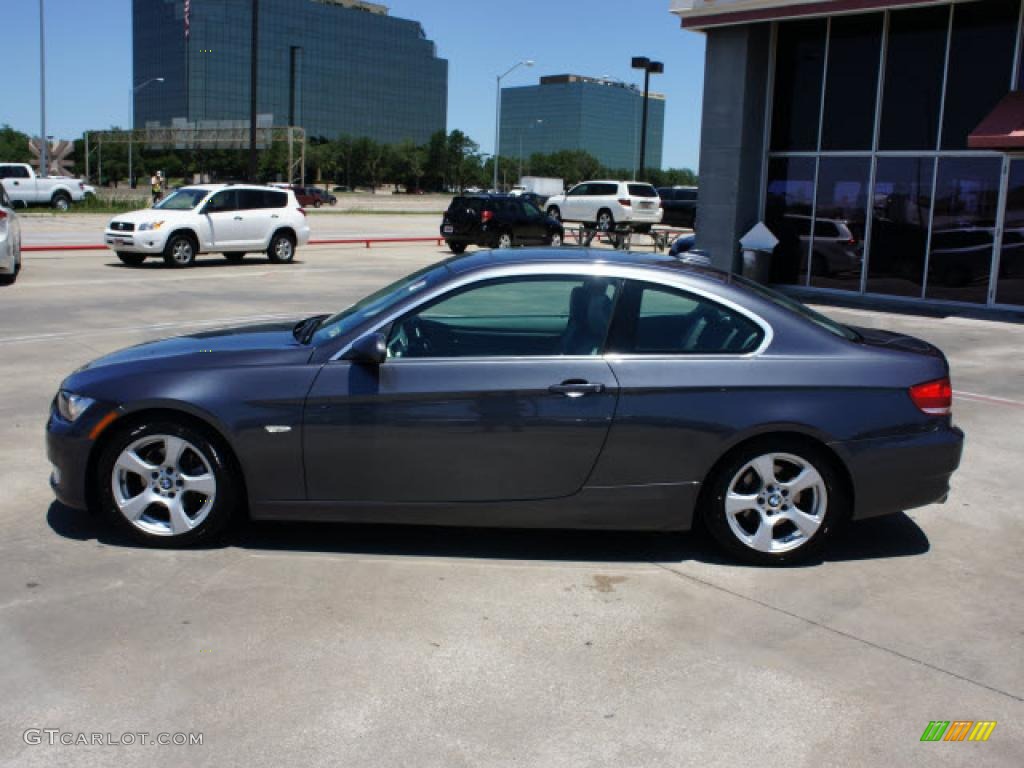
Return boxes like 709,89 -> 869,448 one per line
836,423 -> 965,520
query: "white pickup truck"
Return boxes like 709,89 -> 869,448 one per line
0,163 -> 90,211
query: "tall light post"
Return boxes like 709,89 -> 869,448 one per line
129,77 -> 164,188
494,59 -> 533,192
518,119 -> 543,179
631,57 -> 664,181
39,0 -> 47,177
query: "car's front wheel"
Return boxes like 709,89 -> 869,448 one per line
595,209 -> 615,231
116,252 -> 146,267
163,234 -> 196,268
97,420 -> 236,547
268,232 -> 295,264
703,439 -> 844,565
547,206 -> 561,221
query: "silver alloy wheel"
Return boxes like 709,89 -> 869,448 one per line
54,196 -> 70,211
497,233 -> 512,249
111,434 -> 216,537
724,452 -> 826,554
549,233 -> 562,247
596,211 -> 613,231
171,238 -> 194,265
274,237 -> 294,261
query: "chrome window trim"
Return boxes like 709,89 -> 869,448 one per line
328,262 -> 775,362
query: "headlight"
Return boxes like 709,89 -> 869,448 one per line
138,221 -> 165,231
57,391 -> 95,422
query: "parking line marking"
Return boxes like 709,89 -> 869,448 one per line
954,390 -> 1024,409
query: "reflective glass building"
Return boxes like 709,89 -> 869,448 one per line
132,0 -> 448,144
499,75 -> 665,172
674,0 -> 1024,309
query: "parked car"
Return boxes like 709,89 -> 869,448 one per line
669,233 -> 696,256
545,180 -> 663,232
292,186 -> 337,208
658,186 -> 698,229
47,248 -> 963,565
104,184 -> 310,268
441,194 -> 563,253
0,183 -> 22,286
784,214 -> 863,277
0,163 -> 89,211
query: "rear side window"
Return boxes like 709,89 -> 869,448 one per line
814,220 -> 840,237
238,189 -> 266,210
591,183 -> 618,196
678,189 -> 697,202
608,281 -> 764,355
628,184 -> 658,197
265,190 -> 288,208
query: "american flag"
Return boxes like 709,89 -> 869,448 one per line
184,0 -> 191,39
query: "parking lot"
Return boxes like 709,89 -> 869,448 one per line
1,240 -> 1022,766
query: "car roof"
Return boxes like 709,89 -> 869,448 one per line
180,183 -> 290,192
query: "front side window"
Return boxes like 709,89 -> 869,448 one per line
154,188 -> 208,211
567,184 -> 588,196
386,276 -> 621,359
607,281 -> 764,355
205,190 -> 238,213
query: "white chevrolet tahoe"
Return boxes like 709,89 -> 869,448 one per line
0,163 -> 89,211
105,183 -> 311,268
544,180 -> 663,233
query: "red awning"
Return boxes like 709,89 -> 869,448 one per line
968,92 -> 1024,150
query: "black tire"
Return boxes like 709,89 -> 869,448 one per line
595,209 -> 614,231
116,252 -> 146,267
163,233 -> 197,268
268,231 -> 296,264
51,192 -> 71,211
0,272 -> 14,286
547,206 -> 561,221
96,419 -> 237,548
547,231 -> 563,247
224,252 -> 246,263
494,231 -> 513,249
313,200 -> 322,208
811,252 -> 830,277
702,437 -> 846,566
447,241 -> 467,254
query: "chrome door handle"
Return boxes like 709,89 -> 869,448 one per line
271,214 -> 280,219
548,380 -> 605,397
233,216 -> 243,221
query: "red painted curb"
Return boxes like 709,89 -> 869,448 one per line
22,236 -> 446,253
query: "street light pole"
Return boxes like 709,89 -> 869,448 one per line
631,57 -> 663,181
494,59 -> 533,193
39,0 -> 47,177
248,0 -> 260,183
129,77 -> 164,189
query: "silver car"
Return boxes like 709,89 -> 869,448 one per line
0,184 -> 22,286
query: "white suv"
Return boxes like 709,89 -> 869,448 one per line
544,180 -> 663,232
105,184 -> 311,268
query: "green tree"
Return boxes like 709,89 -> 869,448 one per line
0,125 -> 33,163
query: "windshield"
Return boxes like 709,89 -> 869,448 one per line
154,188 -> 208,211
731,274 -> 860,341
312,261 -> 451,345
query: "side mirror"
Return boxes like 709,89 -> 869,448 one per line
343,332 -> 387,365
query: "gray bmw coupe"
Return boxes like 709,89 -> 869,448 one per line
47,249 -> 963,564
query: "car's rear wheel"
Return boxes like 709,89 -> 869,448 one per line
163,234 -> 196,268
703,438 -> 844,565
495,232 -> 513,249
547,206 -> 561,221
313,200 -> 322,208
51,192 -> 71,211
268,232 -> 295,264
595,209 -> 614,231
447,241 -> 467,254
116,252 -> 146,267
97,420 -> 236,547
548,232 -> 563,247
224,252 -> 245,263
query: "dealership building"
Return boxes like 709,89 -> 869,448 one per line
500,75 -> 666,172
132,0 -> 448,145
673,0 -> 1024,308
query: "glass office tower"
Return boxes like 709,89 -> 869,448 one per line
499,76 -> 666,173
132,0 -> 448,144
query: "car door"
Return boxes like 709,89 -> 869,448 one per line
519,199 -> 549,243
236,189 -> 276,249
303,274 -> 622,503
1,165 -> 34,205
201,189 -> 246,249
561,184 -> 588,220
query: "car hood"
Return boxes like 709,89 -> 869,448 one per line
66,320 -> 313,389
108,208 -> 198,226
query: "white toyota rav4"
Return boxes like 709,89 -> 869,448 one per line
105,183 -> 311,268
544,180 -> 663,232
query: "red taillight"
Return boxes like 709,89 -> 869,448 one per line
79,182 -> 85,190
618,198 -> 631,207
909,377 -> 952,415
0,210 -> 7,220
297,207 -> 306,216
481,210 -> 494,223
846,237 -> 858,245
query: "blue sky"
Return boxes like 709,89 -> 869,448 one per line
1,0 -> 705,169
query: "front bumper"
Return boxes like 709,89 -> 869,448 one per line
837,423 -> 965,520
46,401 -> 119,510
104,230 -> 168,254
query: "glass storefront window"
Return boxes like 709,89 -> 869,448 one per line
996,159 -> 1024,306
764,157 -> 816,284
770,19 -> 827,151
879,5 -> 950,150
821,14 -> 883,151
926,157 -> 1002,303
941,0 -> 1018,150
866,158 -> 935,297
809,157 -> 870,290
